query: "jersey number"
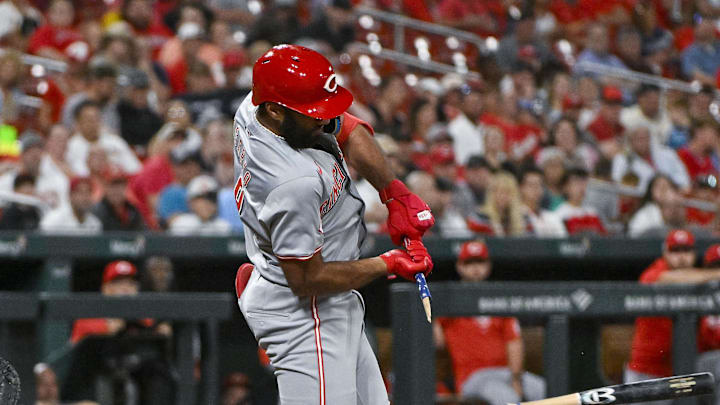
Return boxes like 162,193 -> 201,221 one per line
234,170 -> 252,213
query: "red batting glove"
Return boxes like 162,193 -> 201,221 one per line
379,180 -> 435,245
404,239 -> 434,273
379,249 -> 432,281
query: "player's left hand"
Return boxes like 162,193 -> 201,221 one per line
379,180 -> 435,245
404,238 -> 433,273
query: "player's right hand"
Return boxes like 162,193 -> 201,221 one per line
379,249 -> 431,281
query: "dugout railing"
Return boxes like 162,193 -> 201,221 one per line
0,292 -> 235,405
392,282 -> 720,405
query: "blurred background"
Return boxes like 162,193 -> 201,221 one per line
0,0 -> 719,404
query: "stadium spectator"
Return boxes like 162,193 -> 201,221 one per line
141,256 -> 174,293
429,143 -> 458,183
586,86 -> 624,159
69,260 -> 174,404
685,174 -> 719,230
434,241 -> 545,404
574,23 -> 627,75
61,63 -> 120,133
158,21 -> 222,94
676,122 -> 720,181
619,84 -> 672,145
0,174 -> 42,230
221,372 -> 253,405
481,125 -> 509,172
169,174 -> 231,235
454,155 -> 492,217
300,0 -> 356,52
121,0 -> 172,58
406,170 -> 470,238
92,169 -> 145,231
368,74 -> 409,138
535,147 -> 566,210
71,261 -> 142,343
495,12 -> 553,73
518,165 -> 566,237
467,171 -> 527,236
155,147 -> 203,227
27,0 -> 87,62
611,126 -> 690,194
40,125 -> 72,208
447,89 -> 483,165
66,100 -> 141,177
681,17 -> 720,87
547,117 -> 598,171
553,167 -> 607,236
116,69 -> 164,152
615,26 -> 651,74
626,230 -> 720,401
40,177 -> 102,234
0,132 -> 71,209
628,175 -> 685,238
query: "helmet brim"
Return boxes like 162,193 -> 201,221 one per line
287,85 -> 354,120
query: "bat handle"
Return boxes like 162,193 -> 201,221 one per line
404,237 -> 432,323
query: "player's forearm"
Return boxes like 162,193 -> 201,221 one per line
507,339 -> 524,376
342,126 -> 395,190
656,269 -> 720,284
289,257 -> 388,297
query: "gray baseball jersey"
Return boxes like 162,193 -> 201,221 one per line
233,93 -> 366,284
233,93 -> 390,404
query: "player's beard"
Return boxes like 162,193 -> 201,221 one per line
280,112 -> 323,149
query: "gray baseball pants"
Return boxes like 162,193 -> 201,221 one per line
238,271 -> 390,405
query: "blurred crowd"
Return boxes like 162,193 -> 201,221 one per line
0,0 -> 718,237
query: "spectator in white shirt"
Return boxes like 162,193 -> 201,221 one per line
620,84 -> 672,145
0,130 -> 70,209
518,166 -> 566,237
612,126 -> 690,193
65,100 -> 141,177
40,177 -> 102,234
169,174 -> 231,235
628,174 -> 685,237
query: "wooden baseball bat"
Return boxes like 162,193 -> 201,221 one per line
509,372 -> 714,405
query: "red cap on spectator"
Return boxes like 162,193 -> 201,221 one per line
562,94 -> 583,110
664,229 -> 695,251
602,86 -> 623,103
102,260 -> 137,284
69,176 -> 92,192
704,244 -> 720,267
429,144 -> 455,165
458,241 -> 489,261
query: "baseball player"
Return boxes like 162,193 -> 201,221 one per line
232,44 -> 435,404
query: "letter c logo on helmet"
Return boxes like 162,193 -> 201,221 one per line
323,74 -> 338,93
251,44 -> 353,120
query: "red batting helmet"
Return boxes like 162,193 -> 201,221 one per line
251,44 -> 353,120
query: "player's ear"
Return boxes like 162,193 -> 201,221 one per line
264,103 -> 285,122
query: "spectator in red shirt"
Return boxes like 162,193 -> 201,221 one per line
553,167 -> 607,235
433,241 -> 545,404
626,230 -> 720,405
70,260 -> 142,344
121,0 -> 173,59
28,0 -> 88,62
677,122 -> 719,181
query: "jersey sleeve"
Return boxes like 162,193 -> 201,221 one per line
335,112 -> 374,148
639,259 -> 667,284
259,176 -> 325,259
